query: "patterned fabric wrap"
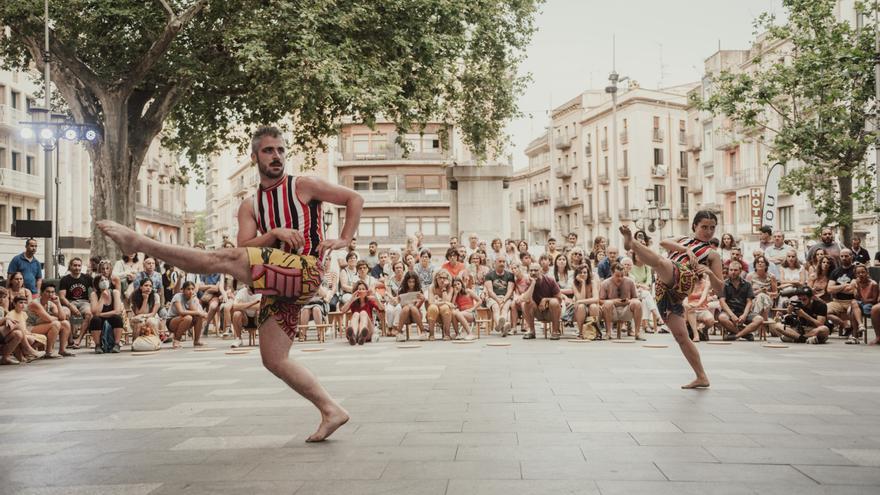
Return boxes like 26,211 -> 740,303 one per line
247,247 -> 323,340
655,261 -> 699,318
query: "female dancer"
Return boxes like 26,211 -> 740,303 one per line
620,210 -> 723,389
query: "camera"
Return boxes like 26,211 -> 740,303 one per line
780,286 -> 812,299
788,299 -> 803,310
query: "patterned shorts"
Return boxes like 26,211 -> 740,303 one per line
655,261 -> 699,318
246,247 -> 323,340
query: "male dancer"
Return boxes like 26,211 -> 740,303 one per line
99,126 -> 363,442
619,211 -> 724,389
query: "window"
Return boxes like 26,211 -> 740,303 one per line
26,156 -> 35,175
10,90 -> 20,109
654,185 -> 667,206
11,152 -> 21,171
737,195 -> 750,224
403,133 -> 441,152
680,151 -> 687,168
653,116 -> 660,129
404,175 -> 442,193
352,176 -> 370,191
779,206 -> 793,232
587,193 -> 593,215
622,150 -> 628,173
603,190 -> 609,212
0,147 -> 5,168
519,220 -> 526,240
653,148 -> 663,166
358,217 -> 390,238
0,205 -> 6,232
12,206 -> 21,224
603,156 -> 608,175
680,186 -> 687,206
136,180 -> 142,204
352,134 -> 370,153
26,209 -> 35,220
622,186 -> 629,211
147,183 -> 153,207
406,217 -> 449,236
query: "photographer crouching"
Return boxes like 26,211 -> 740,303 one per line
768,286 -> 829,344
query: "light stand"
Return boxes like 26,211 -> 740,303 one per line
630,187 -> 671,236
323,209 -> 333,235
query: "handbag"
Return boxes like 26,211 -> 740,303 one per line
580,316 -> 599,340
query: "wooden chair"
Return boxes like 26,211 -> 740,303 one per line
474,307 -> 493,338
296,324 -> 330,343
327,311 -> 346,339
244,324 -> 259,346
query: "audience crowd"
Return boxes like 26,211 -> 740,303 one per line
3,224 -> 880,364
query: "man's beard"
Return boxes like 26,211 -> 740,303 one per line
260,159 -> 285,179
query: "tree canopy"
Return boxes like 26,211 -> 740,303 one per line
696,0 -> 877,243
0,0 -> 541,255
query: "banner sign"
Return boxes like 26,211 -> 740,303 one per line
750,188 -> 763,235
761,162 -> 784,230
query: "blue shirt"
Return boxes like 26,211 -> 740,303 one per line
597,256 -> 622,280
200,273 -> 222,286
132,271 -> 163,294
8,253 -> 42,294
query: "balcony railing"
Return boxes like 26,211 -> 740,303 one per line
598,170 -> 609,184
714,130 -> 738,150
136,204 -> 183,226
651,164 -> 667,177
555,134 -> 574,150
357,189 -> 452,203
515,200 -> 525,212
531,192 -> 549,204
652,128 -> 664,142
678,130 -> 687,145
584,144 -> 592,157
555,198 -> 570,209
678,166 -> 688,179
598,211 -> 612,223
582,214 -> 594,226
619,130 -> 628,144
583,177 -> 593,189
618,208 -> 632,220
569,196 -> 583,206
678,203 -> 690,219
337,146 -> 450,163
686,133 -> 702,150
600,138 -> 608,151
0,104 -> 28,129
555,167 -> 572,179
717,168 -> 764,192
529,217 -> 551,231
0,167 -> 42,197
617,164 -> 629,178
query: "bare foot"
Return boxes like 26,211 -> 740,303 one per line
619,225 -> 634,251
306,406 -> 350,442
97,220 -> 143,255
681,378 -> 710,389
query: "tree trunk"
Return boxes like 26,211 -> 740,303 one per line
838,175 -> 853,247
88,99 -> 141,261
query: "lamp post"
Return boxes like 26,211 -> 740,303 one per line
630,187 -> 671,237
323,209 -> 333,235
605,36 -> 629,240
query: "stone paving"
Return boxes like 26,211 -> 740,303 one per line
2,333 -> 880,494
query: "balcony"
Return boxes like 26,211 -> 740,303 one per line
677,203 -> 690,219
583,177 -> 593,189
678,166 -> 688,179
531,191 -> 549,204
555,197 -> 570,209
686,133 -> 702,150
618,208 -> 632,220
0,167 -> 42,197
600,138 -> 608,151
0,104 -> 28,130
555,134 -> 574,150
569,196 -> 583,206
717,168 -> 764,192
678,130 -> 687,145
136,204 -> 183,227
584,144 -> 592,157
652,128 -> 664,142
651,164 -> 667,177
598,210 -> 612,223
357,189 -> 452,204
619,130 -> 628,144
582,214 -> 594,226
617,164 -> 629,178
337,145 -> 450,164
555,166 -> 572,179
529,217 -> 551,232
688,174 -> 703,191
714,130 -> 739,150
598,170 -> 610,184
515,200 -> 525,212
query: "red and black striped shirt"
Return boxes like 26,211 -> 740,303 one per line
252,175 -> 324,258
667,237 -> 713,266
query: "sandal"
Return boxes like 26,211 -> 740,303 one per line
68,343 -> 80,350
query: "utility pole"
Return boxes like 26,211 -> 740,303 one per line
606,35 -> 628,241
42,0 -> 55,279
874,5 -> 880,253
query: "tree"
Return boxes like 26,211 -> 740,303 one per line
697,0 -> 877,244
0,0 -> 541,257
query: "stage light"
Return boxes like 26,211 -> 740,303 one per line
39,127 -> 55,140
20,128 -> 34,139
63,128 -> 79,140
84,129 -> 97,141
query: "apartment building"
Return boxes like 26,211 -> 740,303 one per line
134,139 -> 189,247
510,133 -> 552,245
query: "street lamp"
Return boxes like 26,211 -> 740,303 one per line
323,209 -> 333,234
631,187 -> 671,235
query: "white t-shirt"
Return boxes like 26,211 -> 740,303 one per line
234,287 -> 262,317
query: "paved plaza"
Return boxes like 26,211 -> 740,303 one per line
2,335 -> 880,495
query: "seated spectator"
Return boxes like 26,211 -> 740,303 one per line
1,289 -> 43,364
484,255 -> 515,336
354,260 -> 377,289
451,277 -> 478,340
129,278 -> 163,343
98,259 -> 122,292
850,264 -> 879,344
5,272 -> 31,310
395,272 -> 426,341
750,249 -> 780,279
719,233 -> 737,262
519,251 -> 533,267
554,254 -> 575,322
778,249 -> 806,290
383,261 -> 407,336
537,253 -> 552,276
568,248 -> 586,270
230,285 -> 261,348
162,263 -> 181,308
806,247 -> 832,277
403,253 -> 417,274
509,262 -> 531,334
589,236 -> 607,263
630,251 -> 665,333
468,253 -> 489,296
520,262 -> 563,340
850,236 -> 871,265
198,271 -> 226,334
132,257 -> 164,299
298,285 -> 333,342
769,287 -> 829,344
719,262 -> 764,341
808,256 -> 834,303
723,247 -> 750,274
88,275 -> 125,353
765,232 -> 789,267
413,249 -> 435,291
746,255 -> 778,321
167,281 -> 208,349
440,247 -> 467,279
571,263 -> 601,339
597,246 -> 622,280
487,238 -> 504,265
386,248 -> 402,277
426,270 -> 455,340
113,252 -> 141,294
339,252 -> 359,303
827,249 -> 857,336
28,284 -> 73,358
60,258 -> 93,349
684,275 -> 716,343
363,241 -> 380,269
320,264 -> 339,312
340,280 -> 382,345
599,262 -> 643,340
369,251 -> 388,279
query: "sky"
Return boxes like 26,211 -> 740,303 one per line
187,0 -> 784,210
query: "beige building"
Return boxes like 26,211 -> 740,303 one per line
134,139 -> 189,247
510,133 -> 552,245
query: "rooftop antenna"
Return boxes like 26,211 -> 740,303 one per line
657,42 -> 669,89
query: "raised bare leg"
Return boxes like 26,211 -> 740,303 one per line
620,225 -> 675,285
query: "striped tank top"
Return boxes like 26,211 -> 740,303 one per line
667,237 -> 713,266
252,175 -> 324,258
